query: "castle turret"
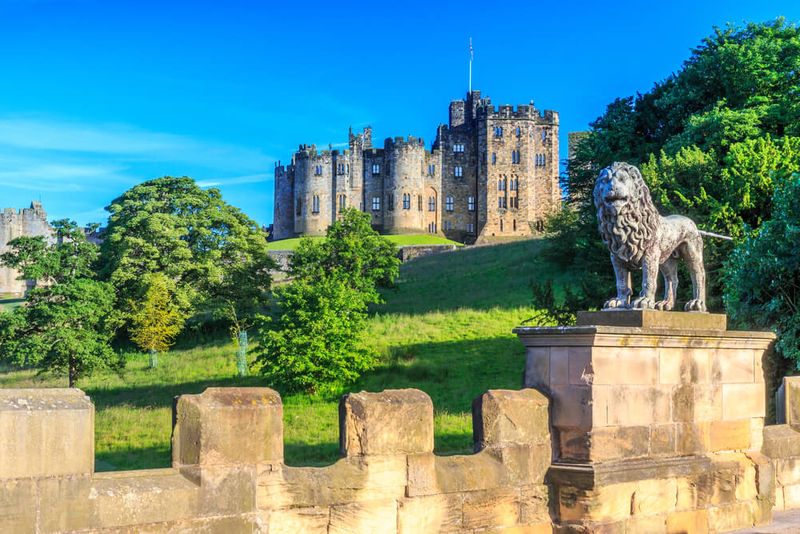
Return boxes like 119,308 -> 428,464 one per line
272,161 -> 295,240
0,202 -> 54,295
382,136 -> 427,234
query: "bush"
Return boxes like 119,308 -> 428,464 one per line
725,173 -> 800,366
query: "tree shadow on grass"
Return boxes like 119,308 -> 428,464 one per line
85,336 -> 526,471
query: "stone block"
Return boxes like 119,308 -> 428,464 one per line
473,389 -> 549,450
709,420 -> 751,452
524,347 -> 550,392
597,385 -> 671,426
259,456 -> 406,508
588,426 -> 650,462
407,450 -> 504,497
328,498 -> 397,534
711,349 -> 756,384
549,347 -> 569,386
558,482 -> 636,523
631,478 -> 677,516
676,423 -> 710,455
775,457 -> 800,486
576,309 -> 726,331
722,383 -> 765,420
398,494 -> 463,533
568,348 -> 592,386
659,348 -> 710,385
784,376 -> 800,426
0,479 -> 35,533
267,506 -> 329,534
172,387 -> 283,467
671,385 -> 722,423
666,509 -> 708,534
0,388 -> 93,479
591,346 -> 659,385
650,424 -> 677,456
763,425 -> 800,458
707,501 -> 758,532
519,485 -> 550,525
550,385 -> 594,431
783,483 -> 800,509
462,488 -> 520,530
340,389 -> 433,456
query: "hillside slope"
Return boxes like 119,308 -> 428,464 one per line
0,237 -> 562,469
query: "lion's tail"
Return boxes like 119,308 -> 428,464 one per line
698,230 -> 733,241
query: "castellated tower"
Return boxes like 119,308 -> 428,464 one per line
0,202 -> 54,295
272,92 -> 561,243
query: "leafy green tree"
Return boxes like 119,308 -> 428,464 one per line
0,222 -> 119,386
255,209 -> 399,393
725,174 -> 800,366
129,273 -> 186,368
99,176 -> 274,335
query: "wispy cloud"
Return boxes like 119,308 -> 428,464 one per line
196,173 -> 271,188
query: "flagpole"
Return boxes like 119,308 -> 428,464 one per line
469,37 -> 473,93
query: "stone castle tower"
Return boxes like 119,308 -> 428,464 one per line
0,202 -> 54,295
273,90 -> 560,243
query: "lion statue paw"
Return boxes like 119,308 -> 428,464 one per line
684,299 -> 706,312
603,298 -> 629,309
632,296 -> 656,309
654,300 -> 674,311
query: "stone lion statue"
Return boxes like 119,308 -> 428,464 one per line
593,162 -> 706,312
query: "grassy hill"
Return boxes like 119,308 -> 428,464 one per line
266,233 -> 463,251
0,238 -> 563,470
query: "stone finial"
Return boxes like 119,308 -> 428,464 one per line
339,389 -> 434,456
0,389 -> 94,479
172,387 -> 283,467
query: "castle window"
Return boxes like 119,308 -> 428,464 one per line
512,150 -> 520,164
388,194 -> 394,211
491,152 -> 496,165
494,126 -> 503,138
443,220 -> 452,231
516,126 -> 521,137
296,198 -> 302,216
338,195 -> 346,211
427,222 -> 437,234
541,130 -> 547,142
467,223 -> 475,233
314,165 -> 323,176
445,196 -> 454,212
372,196 -> 381,211
403,193 -> 411,210
500,220 -> 504,232
337,163 -> 345,175
428,164 -> 435,175
510,177 -> 517,191
418,196 -> 422,211
454,166 -> 463,178
468,196 -> 475,211
372,163 -> 381,174
513,219 -> 517,231
498,196 -> 507,209
428,197 -> 436,212
453,143 -> 465,153
535,154 -> 547,166
311,195 -> 320,214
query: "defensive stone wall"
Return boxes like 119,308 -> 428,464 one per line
0,387 -> 552,533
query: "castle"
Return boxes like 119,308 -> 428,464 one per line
273,90 -> 561,243
0,201 -> 53,296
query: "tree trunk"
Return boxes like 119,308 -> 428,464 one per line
236,330 -> 249,377
68,357 -> 76,388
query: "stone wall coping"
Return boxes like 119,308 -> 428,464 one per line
0,388 -> 92,411
548,455 -> 713,489
514,325 -> 776,348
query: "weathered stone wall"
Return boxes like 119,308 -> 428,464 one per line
272,162 -> 295,240
0,202 -> 53,295
0,387 -> 552,533
397,244 -> 457,262
383,137 -> 428,234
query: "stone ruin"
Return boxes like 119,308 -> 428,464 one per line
3,308 -> 800,532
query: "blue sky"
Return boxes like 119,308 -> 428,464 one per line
1,0 -> 798,226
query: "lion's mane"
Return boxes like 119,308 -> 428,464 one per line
593,162 -> 660,266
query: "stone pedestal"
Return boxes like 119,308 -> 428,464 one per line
515,310 -> 776,533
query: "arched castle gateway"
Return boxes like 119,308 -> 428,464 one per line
273,91 -> 560,243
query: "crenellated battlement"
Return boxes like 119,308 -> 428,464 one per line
0,386 -> 552,532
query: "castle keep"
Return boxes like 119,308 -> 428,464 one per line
0,202 -> 53,295
273,91 -> 560,243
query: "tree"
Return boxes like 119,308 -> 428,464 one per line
725,174 -> 800,366
255,209 -> 400,393
129,273 -> 186,368
0,221 -> 119,386
554,19 -> 800,311
99,177 -> 274,336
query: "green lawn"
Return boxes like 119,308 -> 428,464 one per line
266,234 -> 463,251
0,237 -> 561,470
0,295 -> 24,313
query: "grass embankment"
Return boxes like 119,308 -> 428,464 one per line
266,234 -> 463,251
0,238 -> 563,470
0,294 -> 23,313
